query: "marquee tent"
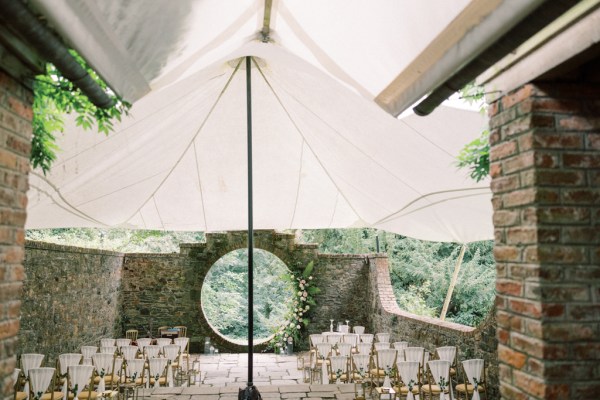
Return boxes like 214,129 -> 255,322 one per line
27,41 -> 492,243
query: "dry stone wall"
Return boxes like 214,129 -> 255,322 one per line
21,241 -> 124,365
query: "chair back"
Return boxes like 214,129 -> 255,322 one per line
327,334 -> 342,345
136,338 -> 152,348
121,345 -> 139,361
116,338 -> 131,348
125,330 -> 138,341
309,334 -> 324,347
375,333 -> 390,343
396,361 -> 419,387
58,354 -> 82,375
92,353 -> 114,377
100,346 -> 117,355
173,326 -> 187,337
148,357 -> 168,379
374,342 -> 390,351
392,341 -> 409,350
68,365 -> 94,398
12,368 -> 21,385
404,347 -> 425,366
315,343 -> 332,360
339,325 -> 350,334
353,326 -> 365,335
462,359 -> 485,386
28,367 -> 55,400
342,334 -> 359,346
356,342 -> 372,355
351,354 -> 370,379
80,346 -> 97,359
360,334 -> 374,344
336,342 -> 352,357
99,339 -> 115,347
124,359 -> 145,380
427,360 -> 451,386
375,349 -> 397,373
436,346 -> 457,364
329,355 -> 348,375
162,345 -> 180,362
144,345 -> 161,359
155,338 -> 171,348
21,354 -> 45,374
174,337 -> 189,353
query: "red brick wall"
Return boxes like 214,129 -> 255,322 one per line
0,70 -> 32,399
490,81 -> 600,399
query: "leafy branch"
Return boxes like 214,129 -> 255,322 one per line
32,50 -> 131,173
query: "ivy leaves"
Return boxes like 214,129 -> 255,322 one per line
32,50 -> 130,173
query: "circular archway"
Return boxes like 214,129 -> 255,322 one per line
200,248 -> 295,345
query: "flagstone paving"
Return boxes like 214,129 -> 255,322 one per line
137,353 -> 359,400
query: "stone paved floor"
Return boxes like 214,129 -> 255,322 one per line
137,353 -> 358,400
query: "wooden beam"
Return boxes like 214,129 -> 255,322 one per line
440,244 -> 467,321
261,0 -> 273,42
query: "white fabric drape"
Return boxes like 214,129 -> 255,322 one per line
121,346 -> 139,361
21,354 -> 45,398
462,359 -> 484,400
149,358 -> 168,389
68,365 -> 94,400
396,361 -> 419,400
427,360 -> 451,400
29,368 -> 55,400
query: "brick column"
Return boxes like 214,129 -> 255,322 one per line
490,81 -> 600,399
0,70 -> 32,400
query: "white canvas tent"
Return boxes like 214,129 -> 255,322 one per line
25,0 -> 503,243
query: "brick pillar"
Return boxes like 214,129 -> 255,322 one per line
0,70 -> 32,399
491,81 -> 600,399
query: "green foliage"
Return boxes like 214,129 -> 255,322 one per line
298,229 -> 495,327
201,249 -> 296,342
456,83 -> 490,182
32,51 -> 130,173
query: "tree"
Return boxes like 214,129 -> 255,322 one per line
456,83 -> 490,182
32,51 -> 130,173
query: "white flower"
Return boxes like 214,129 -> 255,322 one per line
309,276 -> 313,280
303,291 -> 308,297
305,305 -> 310,310
290,322 -> 295,327
297,324 -> 301,329
298,291 -> 302,296
299,284 -> 304,290
301,280 -> 306,285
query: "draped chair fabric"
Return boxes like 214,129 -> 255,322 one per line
28,368 -> 58,400
336,343 -> 352,358
351,354 -> 371,382
359,334 -> 374,344
426,360 -> 451,400
328,355 -> 349,383
356,343 -> 372,355
353,326 -> 365,335
80,347 -> 97,366
68,365 -> 95,400
120,346 -> 139,361
21,353 -> 45,397
136,338 -> 152,349
375,333 -> 391,343
396,361 -> 420,400
148,358 -> 169,388
99,339 -> 115,348
461,359 -> 485,400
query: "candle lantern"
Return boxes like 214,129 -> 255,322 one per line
354,380 -> 366,400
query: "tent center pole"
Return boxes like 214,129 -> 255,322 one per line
246,55 -> 254,389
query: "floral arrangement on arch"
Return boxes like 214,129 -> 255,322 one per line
267,261 -> 319,352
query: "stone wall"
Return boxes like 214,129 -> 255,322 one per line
369,255 -> 499,399
490,77 -> 600,399
0,70 -> 33,399
21,241 -> 124,365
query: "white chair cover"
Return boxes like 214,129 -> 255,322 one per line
424,351 -> 430,365
144,345 -> 161,359
12,367 -> 21,384
376,349 -> 397,375
329,356 -> 348,382
136,338 -> 152,348
92,353 -> 114,394
342,334 -> 359,347
353,326 -> 365,335
121,346 -> 139,361
116,338 -> 131,348
174,337 -> 189,351
162,345 -> 180,362
100,346 -> 117,355
404,347 -> 425,367
336,343 -> 352,357
360,334 -> 374,344
113,358 -> 123,381
99,339 -> 115,347
315,343 -> 332,360
327,334 -> 342,345
351,354 -> 370,380
374,342 -> 390,351
462,359 -> 484,400
393,341 -> 409,350
80,346 -> 97,365
428,360 -> 451,400
437,346 -> 457,363
148,358 -> 168,389
397,361 -> 419,400
339,325 -> 350,333
29,367 -> 55,400
68,365 -> 94,400
309,334 -> 324,347
376,333 -> 390,343
21,353 -> 45,397
125,359 -> 145,381
155,338 -> 171,348
59,354 -> 81,400
356,343 -> 372,355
